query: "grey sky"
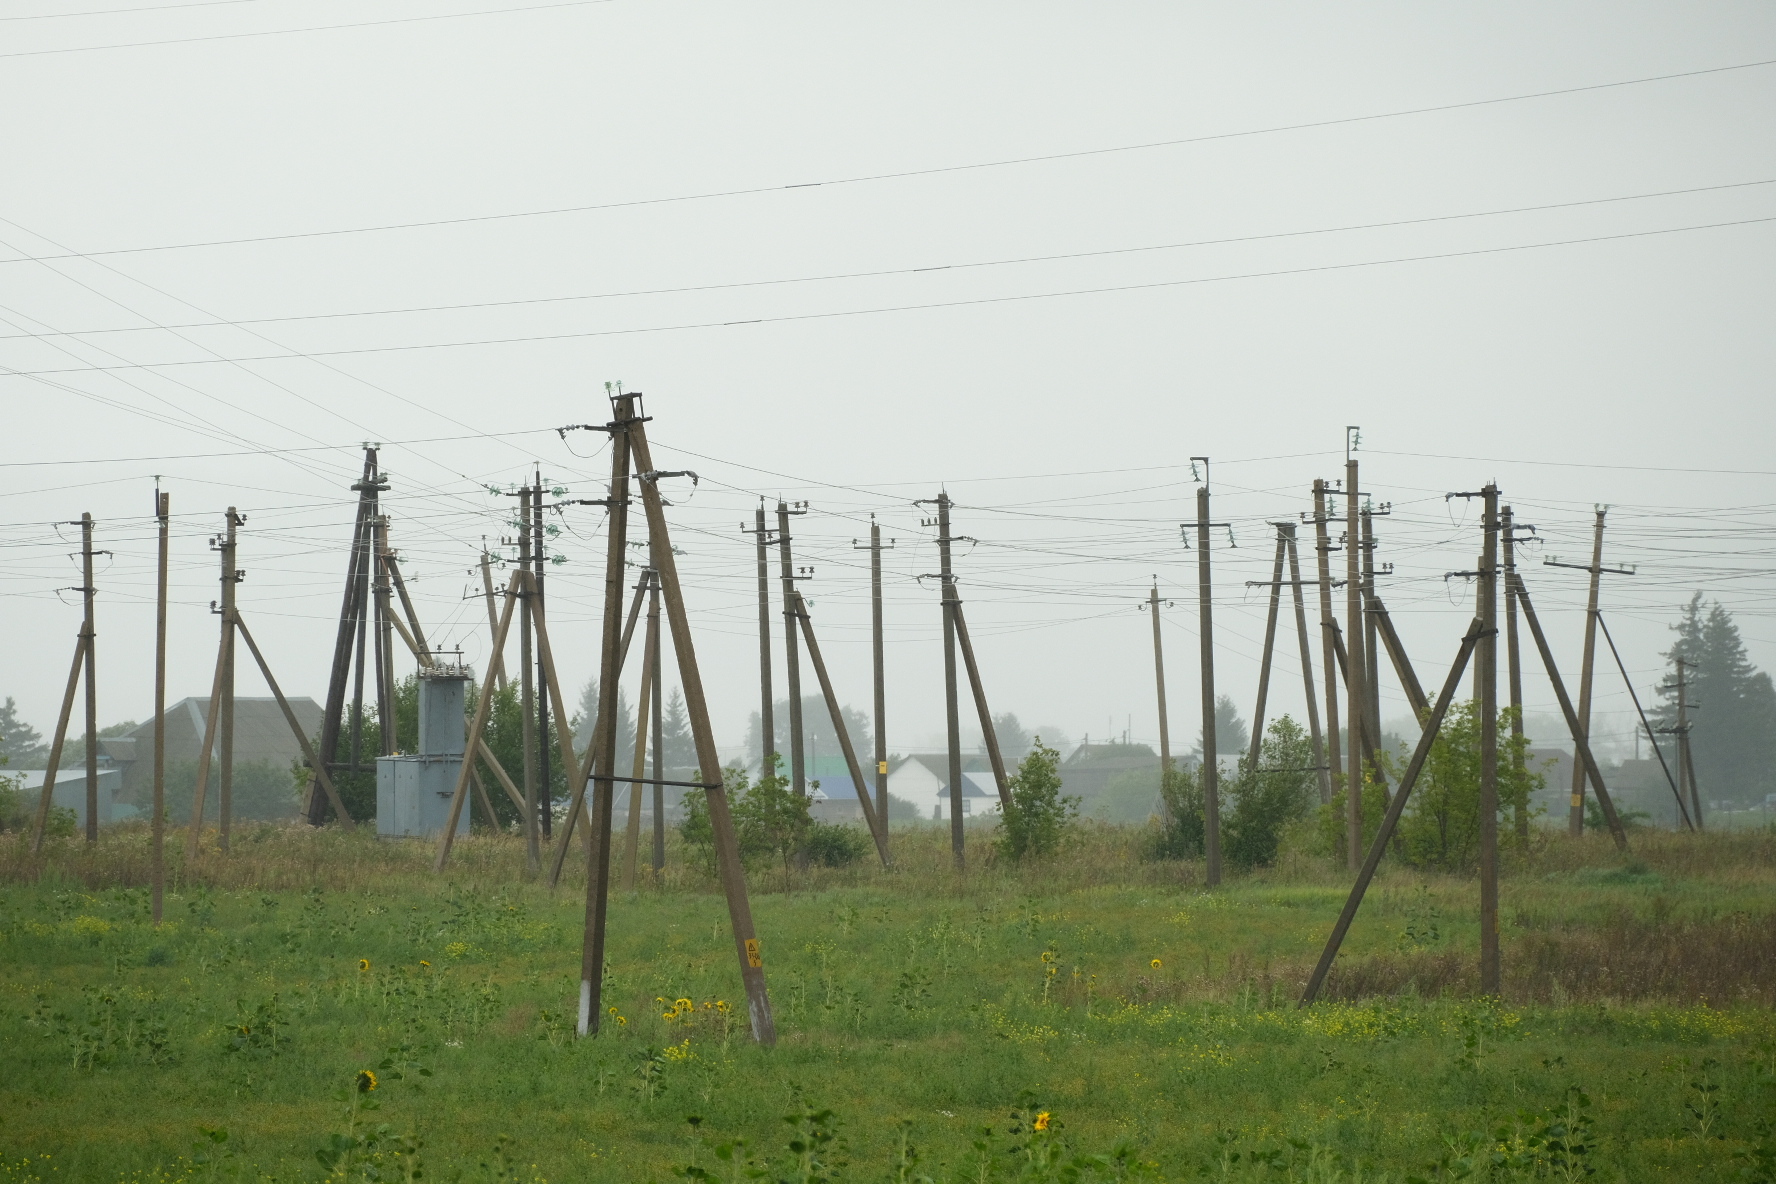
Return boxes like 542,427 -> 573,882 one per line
3,3 -> 1773,768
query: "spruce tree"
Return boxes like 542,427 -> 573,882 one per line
1658,594 -> 1776,805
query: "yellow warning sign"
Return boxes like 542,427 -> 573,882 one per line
877,761 -> 889,775
744,938 -> 762,968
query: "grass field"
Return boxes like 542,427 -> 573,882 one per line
1,822 -> 1772,1181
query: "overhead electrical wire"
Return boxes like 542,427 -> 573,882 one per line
4,56 -> 1771,260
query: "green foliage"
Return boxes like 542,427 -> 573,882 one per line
1224,715 -> 1317,869
163,759 -> 303,824
995,740 -> 1077,862
0,695 -> 46,766
1392,702 -> 1540,871
1660,593 -> 1776,805
802,821 -> 869,868
1147,764 -> 1204,860
682,758 -> 813,886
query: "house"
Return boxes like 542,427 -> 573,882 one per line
112,696 -> 323,805
8,767 -> 122,830
885,754 -> 1000,821
1060,742 -> 1163,821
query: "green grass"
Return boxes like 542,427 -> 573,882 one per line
0,823 -> 1772,1181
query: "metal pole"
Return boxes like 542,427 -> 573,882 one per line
1569,509 -> 1607,836
938,492 -> 964,868
518,487 -> 540,874
152,490 -> 169,925
1479,485 -> 1500,993
1312,480 -> 1343,804
750,505 -> 775,774
1285,529 -> 1331,803
1149,580 -> 1173,823
1196,483 -> 1221,886
1502,506 -> 1527,841
80,513 -> 98,843
777,501 -> 806,797
1248,532 -> 1286,773
1345,454 -> 1364,871
626,406 -> 776,1045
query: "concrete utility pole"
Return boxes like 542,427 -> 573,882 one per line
79,513 -> 99,843
152,489 -> 169,925
1192,461 -> 1222,886
919,492 -> 966,868
518,485 -> 540,874
1344,432 -> 1365,871
1502,507 -> 1530,841
1544,509 -> 1633,836
777,500 -> 809,796
855,517 -> 894,826
650,569 -> 666,876
1310,480 -> 1343,803
1283,526 -> 1332,804
1148,581 -> 1173,823
1478,484 -> 1500,993
745,505 -> 776,774
218,508 -> 241,850
535,470 -> 553,840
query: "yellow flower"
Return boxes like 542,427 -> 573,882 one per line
1150,959 -> 1162,970
1040,951 -> 1055,964
617,1015 -> 628,1026
608,1006 -> 618,1015
715,1001 -> 730,1012
419,960 -> 431,969
1034,1112 -> 1051,1131
675,997 -> 693,1010
662,1010 -> 677,1021
356,1069 -> 378,1093
358,959 -> 371,973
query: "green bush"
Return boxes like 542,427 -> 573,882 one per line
802,821 -> 869,867
1225,715 -> 1318,868
994,740 -> 1078,861
1147,764 -> 1204,860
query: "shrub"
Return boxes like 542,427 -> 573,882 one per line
802,821 -> 869,867
1225,715 -> 1317,868
995,739 -> 1078,861
1147,764 -> 1205,860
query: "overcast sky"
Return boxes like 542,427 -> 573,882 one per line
3,2 -> 1773,771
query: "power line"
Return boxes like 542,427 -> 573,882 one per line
2,0 -> 268,20
0,0 -> 617,59
8,177 -> 1768,339
9,213 -> 1771,376
5,56 -> 1771,260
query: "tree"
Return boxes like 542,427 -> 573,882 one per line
1192,695 -> 1250,770
1225,715 -> 1317,868
572,677 -> 636,771
0,698 -> 45,766
662,689 -> 696,770
986,712 -> 1032,760
1385,702 -> 1541,871
681,757 -> 810,890
1657,594 -> 1776,805
994,739 -> 1078,861
741,696 -> 871,775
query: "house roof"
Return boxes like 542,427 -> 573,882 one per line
129,696 -> 323,758
889,753 -> 993,779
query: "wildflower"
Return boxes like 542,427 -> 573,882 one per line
1040,951 -> 1055,963
358,959 -> 371,973
356,1069 -> 378,1093
675,997 -> 693,1010
419,960 -> 431,969
1034,1112 -> 1051,1131
608,1006 -> 618,1015
1150,959 -> 1162,970
715,1001 -> 730,1012
616,1015 -> 628,1026
1045,965 -> 1057,978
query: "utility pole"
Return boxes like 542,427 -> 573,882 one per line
1344,431 -> 1366,872
218,508 -> 242,850
651,568 -> 666,876
1148,580 -> 1173,823
1283,526 -> 1332,803
480,550 -> 507,691
518,485 -> 540,874
1361,505 -> 1387,776
744,505 -> 776,774
372,515 -> 395,757
152,488 -> 169,925
919,492 -> 966,868
313,448 -> 387,824
1192,460 -> 1222,886
777,500 -> 808,796
1478,484 -> 1500,993
1545,509 -> 1633,836
79,513 -> 99,843
1502,507 -> 1531,841
855,517 -> 893,826
1247,532 -> 1287,773
1310,480 -> 1344,804
535,470 -> 553,840
1667,658 -> 1704,829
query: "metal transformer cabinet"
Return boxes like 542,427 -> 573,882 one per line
376,666 -> 471,839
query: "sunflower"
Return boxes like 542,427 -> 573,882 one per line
356,1069 -> 378,1093
419,960 -> 431,969
675,997 -> 693,1010
358,959 -> 371,973
1150,958 -> 1162,970
608,1006 -> 619,1015
1034,1112 -> 1051,1131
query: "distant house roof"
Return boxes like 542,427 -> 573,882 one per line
116,697 -> 322,798
890,753 -> 993,780
1065,742 -> 1158,765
